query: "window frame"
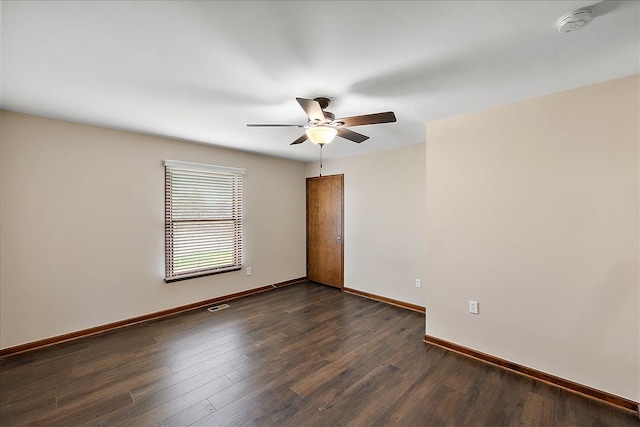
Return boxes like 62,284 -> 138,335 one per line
164,159 -> 245,283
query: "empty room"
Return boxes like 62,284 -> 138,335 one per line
1,1 -> 639,426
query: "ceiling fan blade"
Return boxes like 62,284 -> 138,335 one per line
336,111 -> 396,127
290,134 -> 308,145
337,128 -> 369,143
296,98 -> 326,122
246,124 -> 304,127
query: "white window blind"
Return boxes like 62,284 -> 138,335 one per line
164,160 -> 244,282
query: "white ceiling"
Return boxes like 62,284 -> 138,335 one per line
1,1 -> 638,162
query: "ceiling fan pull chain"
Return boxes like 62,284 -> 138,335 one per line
319,144 -> 323,177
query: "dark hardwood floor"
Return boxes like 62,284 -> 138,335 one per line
1,282 -> 637,426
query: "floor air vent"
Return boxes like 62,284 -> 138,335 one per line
206,303 -> 230,313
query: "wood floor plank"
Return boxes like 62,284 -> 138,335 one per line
166,334 -> 249,373
520,390 -> 557,427
114,376 -> 233,427
555,387 -> 594,425
285,363 -> 398,426
168,330 -> 246,361
57,365 -> 173,408
129,354 -> 249,403
456,363 -> 508,425
342,397 -> 389,427
186,410 -> 222,427
45,390 -> 133,427
0,341 -> 169,410
487,370 -> 531,425
153,399 -> 216,427
209,385 -> 303,426
170,350 -> 251,381
0,391 -> 57,424
208,353 -> 329,411
373,368 -> 443,426
1,281 -> 637,426
589,397 -> 640,426
421,383 -> 467,426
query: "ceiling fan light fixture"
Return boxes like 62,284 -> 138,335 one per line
306,126 -> 337,146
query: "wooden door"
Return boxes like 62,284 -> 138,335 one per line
307,174 -> 344,289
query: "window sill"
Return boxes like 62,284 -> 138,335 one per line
165,266 -> 242,283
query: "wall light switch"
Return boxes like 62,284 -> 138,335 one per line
246,267 -> 252,276
415,279 -> 421,288
469,301 -> 479,314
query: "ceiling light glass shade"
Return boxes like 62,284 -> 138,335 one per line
306,126 -> 338,145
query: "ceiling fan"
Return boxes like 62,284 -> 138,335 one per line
247,97 -> 396,146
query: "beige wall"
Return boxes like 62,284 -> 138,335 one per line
0,111 -> 306,349
426,75 -> 639,401
305,143 -> 427,307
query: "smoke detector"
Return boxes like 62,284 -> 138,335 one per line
557,8 -> 593,33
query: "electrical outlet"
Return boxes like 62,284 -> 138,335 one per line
469,301 -> 479,315
415,279 -> 421,288
246,267 -> 252,276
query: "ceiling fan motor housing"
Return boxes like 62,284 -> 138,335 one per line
322,111 -> 335,122
314,97 -> 331,109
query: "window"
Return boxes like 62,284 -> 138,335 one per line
164,160 -> 244,282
